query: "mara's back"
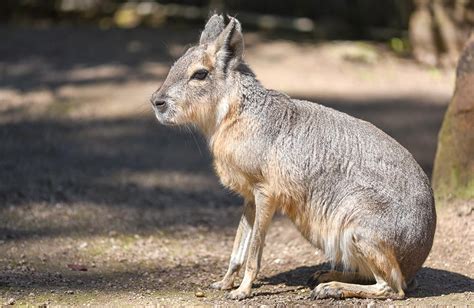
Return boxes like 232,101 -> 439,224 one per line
262,90 -> 432,204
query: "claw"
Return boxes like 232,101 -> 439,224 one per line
226,288 -> 251,300
210,280 -> 234,290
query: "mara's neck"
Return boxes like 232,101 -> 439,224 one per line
203,64 -> 267,142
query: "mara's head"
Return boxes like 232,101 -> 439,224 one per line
150,14 -> 246,131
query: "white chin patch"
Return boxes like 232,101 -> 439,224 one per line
155,112 -> 177,126
154,111 -> 169,124
154,111 -> 163,122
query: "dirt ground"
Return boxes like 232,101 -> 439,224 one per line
1,25 -> 473,306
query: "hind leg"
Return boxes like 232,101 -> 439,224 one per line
307,270 -> 373,289
311,275 -> 404,300
311,236 -> 406,300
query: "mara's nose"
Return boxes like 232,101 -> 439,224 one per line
150,92 -> 168,111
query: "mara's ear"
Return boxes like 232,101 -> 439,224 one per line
212,17 -> 244,73
199,14 -> 225,45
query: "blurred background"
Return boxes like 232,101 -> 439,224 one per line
0,0 -> 473,306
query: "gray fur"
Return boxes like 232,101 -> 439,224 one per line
150,14 -> 436,299
199,14 -> 226,45
239,77 -> 436,280
214,17 -> 244,74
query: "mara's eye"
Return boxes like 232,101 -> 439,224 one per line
191,69 -> 208,80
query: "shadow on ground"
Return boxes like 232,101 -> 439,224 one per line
1,256 -> 472,300
0,260 -> 222,293
0,96 -> 446,239
0,26 -> 264,94
0,27 -> 192,92
262,264 -> 474,298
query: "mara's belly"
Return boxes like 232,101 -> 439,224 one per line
278,198 -> 327,250
278,194 -> 359,261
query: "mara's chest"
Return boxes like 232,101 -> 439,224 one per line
213,152 -> 258,200
210,116 -> 266,199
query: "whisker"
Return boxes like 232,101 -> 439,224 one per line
187,124 -> 204,157
135,102 -> 153,117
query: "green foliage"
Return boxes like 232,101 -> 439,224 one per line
389,37 -> 410,55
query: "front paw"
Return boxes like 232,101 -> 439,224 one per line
210,280 -> 234,290
310,283 -> 343,300
226,288 -> 251,300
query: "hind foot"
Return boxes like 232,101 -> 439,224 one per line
310,282 -> 344,299
310,281 -> 404,300
307,270 -> 371,289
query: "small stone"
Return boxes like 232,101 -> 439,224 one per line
28,292 -> 35,296
65,290 -> 74,295
7,298 -> 15,305
195,291 -> 205,298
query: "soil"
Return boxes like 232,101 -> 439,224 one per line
0,25 -> 472,306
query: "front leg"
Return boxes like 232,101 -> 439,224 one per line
227,190 -> 276,300
210,199 -> 255,290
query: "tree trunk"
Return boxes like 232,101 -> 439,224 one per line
410,0 -> 438,66
432,33 -> 474,203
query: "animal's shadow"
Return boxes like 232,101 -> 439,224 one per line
261,263 -> 474,298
